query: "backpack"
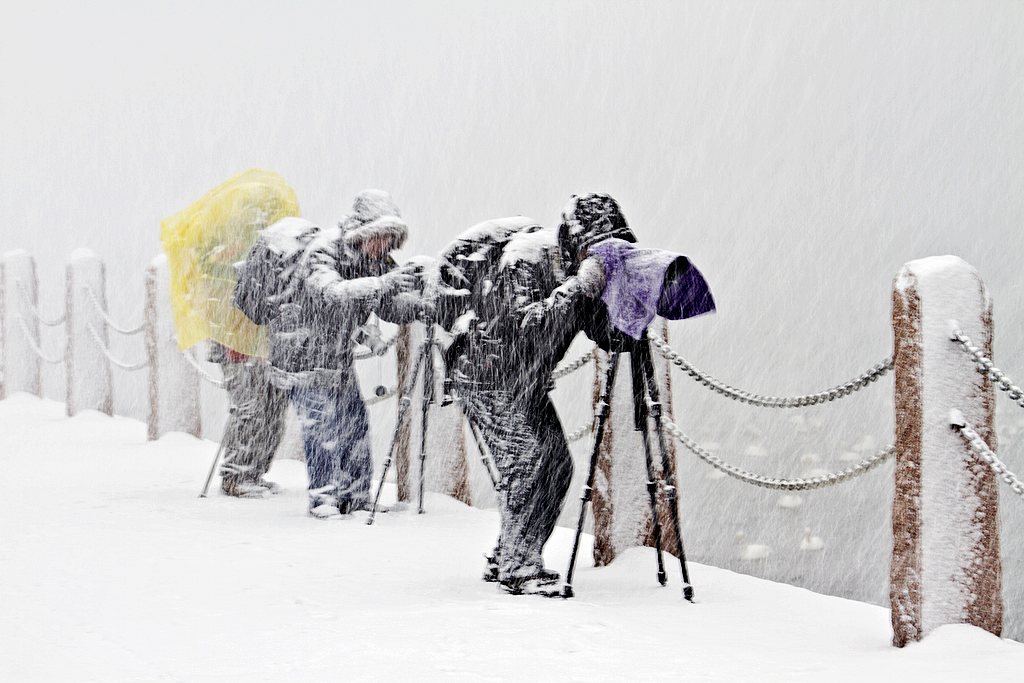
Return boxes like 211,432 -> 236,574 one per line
438,217 -> 561,342
233,217 -> 320,326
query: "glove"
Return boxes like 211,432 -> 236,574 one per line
416,298 -> 437,318
519,301 -> 546,328
379,264 -> 420,296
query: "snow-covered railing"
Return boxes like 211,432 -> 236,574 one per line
649,334 -> 892,408
662,417 -> 894,490
3,250 -> 1014,647
570,256 -> 1008,647
0,251 -> 409,442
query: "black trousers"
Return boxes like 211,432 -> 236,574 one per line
461,388 -> 573,581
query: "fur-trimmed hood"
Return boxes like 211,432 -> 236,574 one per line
339,189 -> 408,250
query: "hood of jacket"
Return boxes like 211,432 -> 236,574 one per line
339,189 -> 408,251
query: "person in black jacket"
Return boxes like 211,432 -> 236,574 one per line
438,201 -> 638,595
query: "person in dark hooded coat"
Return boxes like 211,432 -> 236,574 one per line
438,199 -> 642,594
443,194 -> 714,594
269,189 -> 421,518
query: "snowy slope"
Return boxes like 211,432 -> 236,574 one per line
1,394 -> 1022,682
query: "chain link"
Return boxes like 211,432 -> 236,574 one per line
950,329 -> 1024,411
353,333 -> 399,360
16,314 -> 64,365
84,323 -> 148,371
364,386 -> 398,406
552,351 -> 595,380
661,416 -> 893,490
83,286 -> 145,335
180,349 -> 227,388
15,279 -> 65,327
954,419 -> 1024,499
565,420 -> 594,442
648,333 -> 892,409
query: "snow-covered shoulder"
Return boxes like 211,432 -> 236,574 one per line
498,227 -> 558,270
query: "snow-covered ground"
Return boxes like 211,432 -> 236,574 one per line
1,394 -> 1021,682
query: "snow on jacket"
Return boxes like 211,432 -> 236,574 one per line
441,224 -> 633,401
267,212 -> 417,387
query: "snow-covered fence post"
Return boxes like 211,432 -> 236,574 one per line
1,250 -> 43,397
65,249 -> 112,416
0,257 -> 4,398
592,320 -> 682,565
393,321 -> 470,506
394,323 -> 414,502
890,255 -> 1001,647
145,255 -> 201,440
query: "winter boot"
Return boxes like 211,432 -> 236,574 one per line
347,499 -> 388,514
256,478 -> 282,495
309,504 -> 344,519
482,554 -> 499,583
221,478 -> 270,498
499,574 -> 562,598
308,491 -> 344,519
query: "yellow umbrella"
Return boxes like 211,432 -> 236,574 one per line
160,168 -> 300,357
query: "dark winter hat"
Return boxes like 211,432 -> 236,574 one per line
558,193 -> 637,273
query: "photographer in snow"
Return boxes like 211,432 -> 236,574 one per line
436,200 -> 642,596
439,194 -> 714,595
265,190 -> 422,518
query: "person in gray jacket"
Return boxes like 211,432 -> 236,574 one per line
268,190 -> 420,518
211,341 -> 288,497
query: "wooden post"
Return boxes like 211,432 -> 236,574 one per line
592,349 -> 615,565
1,250 -> 42,397
0,258 -> 5,399
648,320 -> 682,559
891,255 -> 1001,646
146,255 -> 201,439
145,262 -> 160,440
394,324 -> 414,502
65,249 -> 113,416
592,320 -> 681,565
393,321 -> 470,505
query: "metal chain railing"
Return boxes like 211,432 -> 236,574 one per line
565,420 -> 594,443
661,415 -> 893,490
552,350 -> 595,380
353,333 -> 399,361
84,286 -> 145,335
15,279 -> 65,327
951,413 -> 1024,499
180,348 -> 227,388
16,314 -> 64,365
364,386 -> 398,406
84,323 -> 148,371
950,328 -> 1024,411
649,333 -> 892,408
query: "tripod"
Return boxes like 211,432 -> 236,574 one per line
562,333 -> 694,601
198,406 -> 239,498
367,319 -> 438,525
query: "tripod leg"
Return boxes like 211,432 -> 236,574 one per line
199,406 -> 237,498
562,351 -> 620,599
639,338 -> 694,602
367,343 -> 427,525
416,378 -> 430,514
417,326 -> 437,515
465,411 -> 500,492
634,369 -> 669,587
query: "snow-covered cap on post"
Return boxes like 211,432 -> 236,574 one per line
340,189 -> 408,251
